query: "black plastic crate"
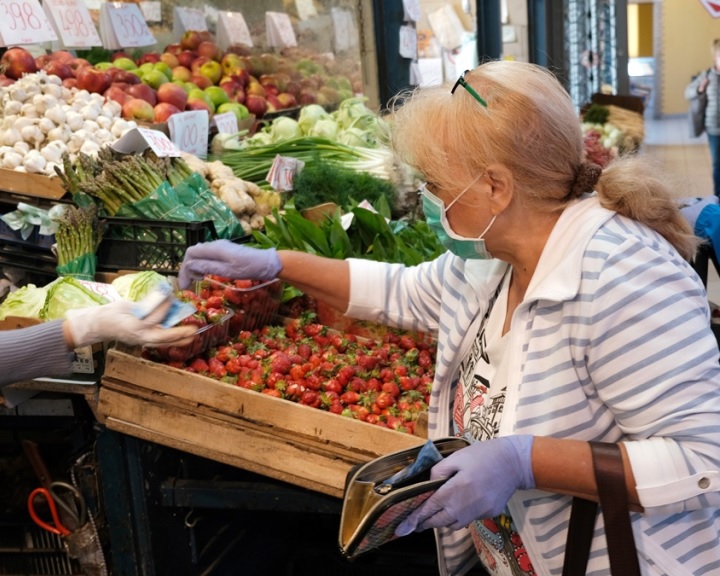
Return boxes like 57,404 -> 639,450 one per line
96,217 -> 218,274
0,219 -> 55,249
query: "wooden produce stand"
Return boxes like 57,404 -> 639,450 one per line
98,349 -> 425,498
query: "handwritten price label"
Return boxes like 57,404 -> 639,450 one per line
168,110 -> 209,159
0,0 -> 57,45
44,0 -> 101,48
105,2 -> 155,47
213,112 -> 238,135
138,128 -> 181,157
175,6 -> 206,32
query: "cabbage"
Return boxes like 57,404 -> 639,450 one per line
339,127 -> 376,147
336,97 -> 375,130
0,284 -> 48,321
41,277 -> 108,321
309,118 -> 339,141
270,117 -> 303,142
112,271 -> 170,302
298,104 -> 331,135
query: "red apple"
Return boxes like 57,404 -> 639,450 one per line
137,52 -> 161,65
245,82 -> 266,98
186,98 -> 214,115
197,41 -> 221,62
127,83 -> 158,106
180,30 -> 202,51
111,51 -> 132,61
190,74 -> 212,90
0,47 -> 38,80
157,82 -> 188,110
0,74 -> 15,87
172,66 -> 192,82
67,58 -> 91,74
76,67 -> 112,94
43,61 -> 73,80
62,77 -> 77,89
245,94 -> 267,117
190,56 -> 210,74
276,92 -> 297,108
177,51 -> 197,69
220,80 -> 245,104
104,85 -> 130,105
113,70 -> 141,85
159,52 -> 179,69
35,54 -> 52,69
153,102 -> 181,122
266,94 -> 280,112
231,69 -> 250,87
164,44 -> 182,56
122,98 -> 155,122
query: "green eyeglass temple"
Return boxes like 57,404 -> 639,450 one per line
451,70 -> 488,108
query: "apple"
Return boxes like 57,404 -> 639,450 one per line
266,94 -> 280,112
104,85 -> 130,105
231,70 -> 250,87
111,51 -> 132,61
197,41 -> 221,62
276,92 -> 297,108
51,50 -> 75,63
186,97 -> 214,115
35,54 -> 52,69
245,82 -> 266,98
122,98 -> 155,122
62,78 -> 77,89
298,89 -> 317,105
142,69 -> 169,90
113,70 -> 142,85
187,88 -> 214,109
0,75 -> 14,87
127,83 -> 158,106
76,67 -> 112,94
159,53 -> 179,69
164,44 -> 182,56
138,62 -> 156,75
319,86 -> 339,106
216,102 -> 249,123
180,30 -> 202,51
177,51 -> 197,69
172,66 -> 192,82
43,61 -> 73,80
94,61 -> 114,70
199,60 -> 222,84
219,80 -> 245,104
113,57 -> 137,71
0,47 -> 38,80
67,58 -> 91,73
244,94 -> 267,117
157,82 -> 188,110
154,102 -> 181,122
137,52 -> 161,65
190,74 -> 212,90
204,86 -> 229,108
153,61 -> 173,80
190,56 -> 211,74
220,53 -> 242,77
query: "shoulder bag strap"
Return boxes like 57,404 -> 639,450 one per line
561,442 -> 641,576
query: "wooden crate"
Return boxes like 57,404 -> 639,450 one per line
99,349 -> 425,498
0,168 -> 66,199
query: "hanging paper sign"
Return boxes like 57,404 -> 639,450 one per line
168,110 -> 209,159
0,0 -> 57,46
402,0 -> 420,22
139,1 -> 161,23
213,111 -> 238,135
427,4 -> 465,51
265,11 -> 296,48
267,155 -> 304,192
294,0 -> 316,21
173,6 -> 206,40
44,0 -> 101,48
111,127 -> 181,157
100,2 -> 155,49
330,7 -> 357,52
698,0 -> 720,17
216,10 -> 252,50
399,25 -> 417,59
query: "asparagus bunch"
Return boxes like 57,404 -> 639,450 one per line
51,203 -> 101,267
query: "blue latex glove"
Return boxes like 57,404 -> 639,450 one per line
395,435 -> 535,536
178,240 -> 282,289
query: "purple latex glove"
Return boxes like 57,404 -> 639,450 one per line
395,435 -> 535,536
178,240 -> 282,289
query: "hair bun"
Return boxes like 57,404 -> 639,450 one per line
571,162 -> 602,197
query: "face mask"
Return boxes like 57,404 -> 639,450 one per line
421,177 -> 496,260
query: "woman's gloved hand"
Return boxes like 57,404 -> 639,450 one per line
178,240 -> 283,289
395,435 -> 535,536
65,298 -> 197,348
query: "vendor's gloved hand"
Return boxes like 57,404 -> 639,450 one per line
395,435 -> 535,536
178,240 -> 282,289
65,298 -> 197,348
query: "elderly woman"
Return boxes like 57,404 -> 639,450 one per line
180,61 -> 720,576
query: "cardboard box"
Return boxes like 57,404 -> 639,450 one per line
99,349 -> 425,497
0,168 -> 66,200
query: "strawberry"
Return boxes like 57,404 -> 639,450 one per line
269,352 -> 292,375
189,357 -> 209,373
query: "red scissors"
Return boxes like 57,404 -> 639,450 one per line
28,487 -> 71,537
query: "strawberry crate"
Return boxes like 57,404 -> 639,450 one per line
147,309 -> 234,363
195,276 -> 282,335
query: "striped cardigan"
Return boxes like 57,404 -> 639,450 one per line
346,196 -> 720,576
685,68 -> 720,136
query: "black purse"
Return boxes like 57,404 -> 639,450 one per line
562,442 -> 641,576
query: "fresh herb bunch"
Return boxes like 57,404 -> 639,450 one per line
583,103 -> 610,125
290,161 -> 396,212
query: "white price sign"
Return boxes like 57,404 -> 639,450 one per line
402,0 -> 420,22
0,0 -> 57,46
216,10 -> 252,50
138,127 -> 181,157
168,110 -> 209,159
265,11 -> 296,48
398,25 -> 417,59
213,112 -> 238,135
174,6 -> 206,32
102,2 -> 155,48
44,0 -> 101,48
139,1 -> 161,23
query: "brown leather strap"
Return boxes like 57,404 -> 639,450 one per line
561,442 -> 641,575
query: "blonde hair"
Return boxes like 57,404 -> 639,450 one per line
389,60 -> 698,261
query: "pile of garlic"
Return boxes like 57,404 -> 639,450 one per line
0,71 -> 137,177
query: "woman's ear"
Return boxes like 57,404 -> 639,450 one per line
484,164 -> 514,213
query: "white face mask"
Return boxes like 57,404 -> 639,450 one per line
420,175 -> 497,260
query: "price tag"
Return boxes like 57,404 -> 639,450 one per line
44,0 -> 101,48
111,127 -> 181,157
139,1 -> 161,23
173,6 -> 206,40
294,0 -> 316,21
100,2 -> 155,49
402,0 -> 420,22
330,7 -> 357,52
0,0 -> 57,46
213,112 -> 238,135
216,10 -> 252,50
168,110 -> 209,159
265,11 -> 296,48
266,155 -> 304,192
398,25 -> 417,59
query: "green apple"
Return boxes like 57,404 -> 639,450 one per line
187,88 -> 214,109
95,61 -> 114,70
204,86 -> 229,108
138,62 -> 156,75
216,102 -> 249,123
153,61 -> 173,80
142,70 -> 169,90
113,57 -> 138,71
